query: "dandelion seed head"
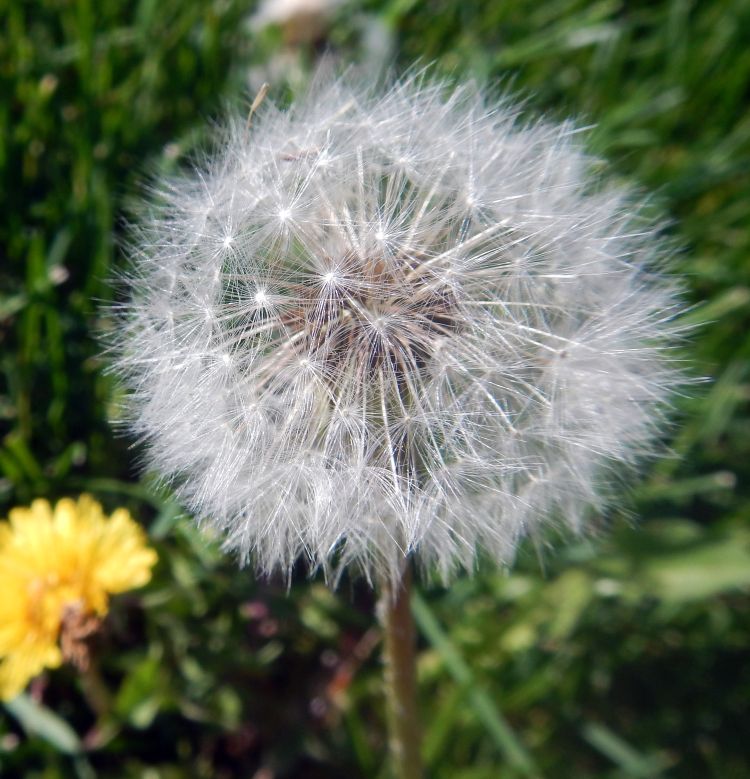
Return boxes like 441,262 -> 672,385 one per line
113,72 -> 684,583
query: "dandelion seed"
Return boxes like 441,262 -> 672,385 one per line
112,72 -> 684,584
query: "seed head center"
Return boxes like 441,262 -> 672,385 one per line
286,253 -> 460,382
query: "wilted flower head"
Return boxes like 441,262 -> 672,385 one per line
0,496 -> 157,700
250,0 -> 345,45
113,72 -> 682,583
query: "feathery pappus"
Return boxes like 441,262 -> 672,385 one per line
112,72 -> 684,583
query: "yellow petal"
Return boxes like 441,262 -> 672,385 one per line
0,495 -> 157,698
0,640 -> 62,701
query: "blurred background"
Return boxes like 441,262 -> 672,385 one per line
1,0 -> 749,776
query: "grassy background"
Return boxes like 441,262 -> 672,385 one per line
1,0 -> 749,776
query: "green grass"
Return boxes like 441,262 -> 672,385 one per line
1,0 -> 749,776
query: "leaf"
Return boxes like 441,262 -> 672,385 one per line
115,654 -> 164,729
641,527 -> 750,602
411,593 -> 539,777
544,569 -> 594,641
582,722 -> 673,777
4,694 -> 82,754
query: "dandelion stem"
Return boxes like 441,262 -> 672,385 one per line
378,563 -> 422,779
80,660 -> 112,720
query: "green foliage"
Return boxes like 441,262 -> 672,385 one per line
1,0 -> 749,776
0,0 -> 250,505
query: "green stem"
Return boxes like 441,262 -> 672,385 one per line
79,660 -> 112,721
377,563 -> 423,779
79,660 -> 121,750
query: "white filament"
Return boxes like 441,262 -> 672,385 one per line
112,72 -> 684,582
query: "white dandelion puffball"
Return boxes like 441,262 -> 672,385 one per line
115,73 -> 683,582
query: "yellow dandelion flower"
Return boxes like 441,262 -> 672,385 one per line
0,495 -> 157,701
